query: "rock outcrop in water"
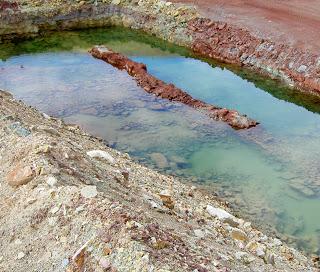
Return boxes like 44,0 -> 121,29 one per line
90,46 -> 258,129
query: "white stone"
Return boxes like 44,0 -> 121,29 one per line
75,206 -> 85,213
159,189 -> 171,197
206,205 -> 233,220
256,246 -> 266,257
50,206 -> 60,214
272,238 -> 282,246
42,112 -> 51,119
194,229 -> 205,239
81,186 -> 98,198
87,150 -> 115,164
17,252 -> 25,260
48,217 -> 57,226
14,239 -> 22,245
27,198 -> 37,204
47,176 -> 57,187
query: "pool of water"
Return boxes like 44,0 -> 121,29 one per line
1,27 -> 320,254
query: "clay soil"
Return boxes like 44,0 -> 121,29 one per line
173,0 -> 320,53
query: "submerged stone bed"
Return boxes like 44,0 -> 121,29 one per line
0,89 -> 318,271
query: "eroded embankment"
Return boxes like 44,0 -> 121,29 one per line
90,45 -> 257,129
0,0 -> 319,96
0,89 -> 318,271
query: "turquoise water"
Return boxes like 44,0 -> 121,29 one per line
1,27 -> 320,254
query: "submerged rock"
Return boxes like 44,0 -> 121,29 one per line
150,153 -> 169,168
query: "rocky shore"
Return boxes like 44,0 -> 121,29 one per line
90,45 -> 258,129
0,89 -> 318,271
1,0 -> 320,96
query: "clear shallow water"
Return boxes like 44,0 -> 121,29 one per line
1,27 -> 320,254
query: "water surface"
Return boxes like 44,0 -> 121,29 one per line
1,27 -> 320,254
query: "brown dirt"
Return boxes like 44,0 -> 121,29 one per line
172,0 -> 320,54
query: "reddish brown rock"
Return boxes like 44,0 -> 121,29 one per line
89,46 -> 258,129
6,163 -> 35,186
187,18 -> 320,96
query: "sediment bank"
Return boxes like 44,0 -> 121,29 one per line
90,45 -> 258,129
1,0 -> 319,96
0,89 -> 317,271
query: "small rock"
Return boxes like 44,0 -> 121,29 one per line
194,229 -> 205,238
230,228 -> 248,242
42,112 -> 51,119
272,238 -> 282,246
6,163 -> 35,186
87,150 -> 115,164
159,190 -> 175,209
14,239 -> 22,245
62,258 -> 69,268
17,252 -> 25,260
264,251 -> 275,265
46,176 -> 57,187
100,257 -> 111,269
26,198 -> 37,205
246,241 -> 258,252
121,169 -> 130,181
50,206 -> 60,214
297,65 -> 307,73
75,206 -> 85,213
207,205 -> 232,220
48,217 -> 57,226
207,205 -> 239,226
256,246 -> 266,257
81,186 -> 98,198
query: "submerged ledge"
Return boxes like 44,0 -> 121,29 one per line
90,45 -> 258,129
